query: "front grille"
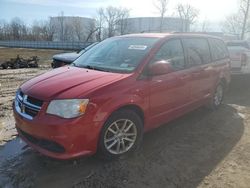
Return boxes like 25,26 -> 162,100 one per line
25,107 -> 39,117
15,90 -> 43,120
27,96 -> 43,107
18,128 -> 65,153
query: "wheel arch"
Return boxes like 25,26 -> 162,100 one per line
220,77 -> 228,90
96,104 -> 145,158
113,104 -> 145,125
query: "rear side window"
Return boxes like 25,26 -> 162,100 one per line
209,38 -> 229,61
152,39 -> 185,70
182,38 -> 211,66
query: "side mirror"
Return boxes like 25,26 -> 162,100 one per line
148,60 -> 173,76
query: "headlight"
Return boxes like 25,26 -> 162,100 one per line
46,99 -> 89,118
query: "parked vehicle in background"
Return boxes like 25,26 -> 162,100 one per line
51,42 -> 98,68
226,40 -> 250,49
226,40 -> 250,75
13,33 -> 230,160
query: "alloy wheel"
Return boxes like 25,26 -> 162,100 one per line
214,85 -> 223,106
104,119 -> 137,155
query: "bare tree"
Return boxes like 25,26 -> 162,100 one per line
31,21 -> 41,40
154,0 -> 169,32
0,17 -> 56,41
64,22 -> 75,41
104,6 -> 119,37
176,4 -> 199,32
9,17 -> 26,40
117,8 -> 130,35
99,6 -> 130,38
201,19 -> 210,32
223,14 -> 243,38
45,19 -> 56,41
85,21 -> 99,42
96,8 -> 105,41
72,17 -> 84,41
223,0 -> 250,39
0,20 -> 4,40
240,0 -> 250,39
57,11 -> 65,41
31,20 -> 55,41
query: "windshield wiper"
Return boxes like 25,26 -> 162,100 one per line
83,65 -> 110,72
71,62 -> 79,67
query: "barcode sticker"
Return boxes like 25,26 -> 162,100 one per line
128,45 -> 147,50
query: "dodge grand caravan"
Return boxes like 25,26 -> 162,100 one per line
13,33 -> 231,159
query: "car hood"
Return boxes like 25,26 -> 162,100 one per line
53,52 -> 81,63
20,66 -> 129,101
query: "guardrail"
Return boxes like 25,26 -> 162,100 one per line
0,41 -> 93,50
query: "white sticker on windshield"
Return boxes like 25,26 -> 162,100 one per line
128,45 -> 147,50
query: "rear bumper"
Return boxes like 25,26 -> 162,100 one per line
231,66 -> 250,75
14,107 -> 103,160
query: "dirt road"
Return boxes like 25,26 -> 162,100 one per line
0,68 -> 250,187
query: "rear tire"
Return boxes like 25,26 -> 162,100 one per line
207,82 -> 224,110
97,109 -> 143,160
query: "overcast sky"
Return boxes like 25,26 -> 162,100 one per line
0,0 -> 238,25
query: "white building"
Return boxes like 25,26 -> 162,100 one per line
123,17 -> 189,34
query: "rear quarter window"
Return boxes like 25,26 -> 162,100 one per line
209,38 -> 229,61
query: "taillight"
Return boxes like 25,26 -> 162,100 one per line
241,53 -> 247,66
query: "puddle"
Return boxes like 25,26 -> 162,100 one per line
0,137 -> 27,160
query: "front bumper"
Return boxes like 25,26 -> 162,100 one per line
14,106 -> 103,160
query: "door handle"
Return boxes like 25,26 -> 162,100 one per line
180,75 -> 190,80
192,71 -> 201,75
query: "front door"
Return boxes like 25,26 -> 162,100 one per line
148,39 -> 191,128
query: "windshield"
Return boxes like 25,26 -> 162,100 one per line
73,37 -> 159,73
77,42 -> 98,54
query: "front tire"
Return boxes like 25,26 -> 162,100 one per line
98,110 -> 143,159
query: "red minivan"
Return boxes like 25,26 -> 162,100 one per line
13,33 -> 231,159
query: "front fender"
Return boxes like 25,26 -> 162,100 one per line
91,93 -> 148,125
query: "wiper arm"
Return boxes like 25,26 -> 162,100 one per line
83,65 -> 110,72
83,65 -> 96,70
71,62 -> 78,67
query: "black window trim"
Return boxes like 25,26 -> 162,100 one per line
140,35 -> 228,79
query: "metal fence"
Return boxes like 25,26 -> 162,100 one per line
0,40 -> 92,50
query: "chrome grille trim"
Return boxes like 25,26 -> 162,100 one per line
14,90 -> 42,120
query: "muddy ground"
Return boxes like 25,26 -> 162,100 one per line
0,47 -> 62,145
0,68 -> 49,144
0,47 -> 65,64
1,59 -> 250,187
